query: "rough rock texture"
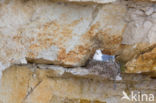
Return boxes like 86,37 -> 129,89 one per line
135,0 -> 156,2
116,1 -> 156,73
0,0 -> 127,68
0,0 -> 156,103
121,1 -> 156,73
0,0 -> 156,72
122,1 -> 156,45
0,65 -> 156,103
126,45 -> 156,73
63,0 -> 116,3
0,66 -> 32,103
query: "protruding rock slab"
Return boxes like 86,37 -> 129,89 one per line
126,45 -> 156,73
62,0 -> 116,3
0,0 -> 127,68
0,0 -> 156,73
135,0 -> 156,2
0,65 -> 156,103
0,66 -> 32,103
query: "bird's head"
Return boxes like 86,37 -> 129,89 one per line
93,49 -> 103,61
95,49 -> 102,56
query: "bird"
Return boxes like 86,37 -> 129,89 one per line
86,50 -> 122,89
87,49 -> 121,81
93,49 -> 115,62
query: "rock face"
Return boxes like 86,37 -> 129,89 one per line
63,0 -> 117,3
0,0 -> 155,72
126,45 -> 156,73
0,65 -> 156,103
122,1 -> 156,45
135,0 -> 156,2
0,0 -> 156,102
0,66 -> 32,103
120,1 -> 156,73
0,0 -> 127,68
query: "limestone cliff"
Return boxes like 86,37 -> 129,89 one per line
0,0 -> 156,103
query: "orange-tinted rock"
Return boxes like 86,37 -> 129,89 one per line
0,0 -> 127,68
62,0 -> 116,3
134,0 -> 156,2
0,66 -> 32,103
126,45 -> 156,73
0,0 -> 155,74
0,65 -> 156,103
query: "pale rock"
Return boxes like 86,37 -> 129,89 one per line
0,65 -> 156,103
0,0 -> 156,74
0,66 -> 32,103
136,0 -> 156,2
67,68 -> 89,75
122,2 -> 156,45
126,46 -> 156,73
118,1 -> 156,73
65,0 -> 116,3
145,7 -> 154,15
0,0 -> 127,70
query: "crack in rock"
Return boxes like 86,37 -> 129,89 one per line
22,80 -> 42,103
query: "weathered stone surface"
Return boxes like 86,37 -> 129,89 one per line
0,0 -> 127,69
0,66 -> 32,103
63,0 -> 116,3
122,1 -> 156,45
0,65 -> 156,103
135,0 -> 156,2
0,0 -> 156,103
99,1 -> 156,68
0,0 -> 156,73
126,45 -> 156,73
121,0 -> 156,72
116,1 -> 156,73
